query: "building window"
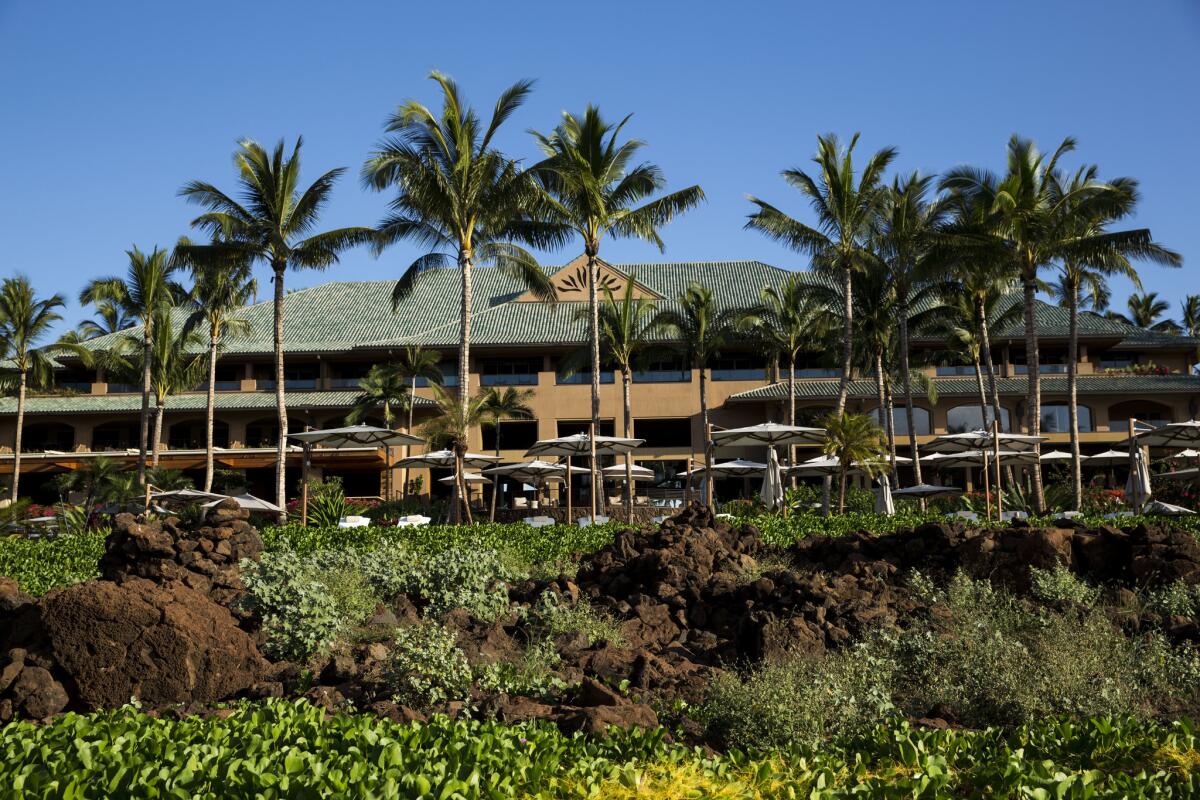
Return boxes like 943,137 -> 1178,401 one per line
711,353 -> 769,381
22,423 -> 75,452
936,365 -> 979,377
556,362 -> 615,384
168,420 -> 231,450
257,363 -> 319,391
245,419 -> 279,448
634,418 -> 692,448
415,361 -> 459,388
1108,401 -> 1172,431
633,356 -> 691,383
480,419 -> 539,451
869,406 -> 931,436
946,404 -> 1010,433
91,421 -> 140,451
480,357 -> 540,386
1041,405 -> 1092,433
556,419 -> 615,438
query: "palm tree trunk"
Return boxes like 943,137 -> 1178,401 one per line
974,354 -> 988,423
838,462 -> 848,513
622,365 -> 634,522
453,251 -> 474,524
977,299 -> 1004,431
489,424 -> 501,522
455,448 -> 472,525
700,359 -> 713,508
405,375 -> 416,501
836,266 -> 853,415
272,261 -> 289,524
1022,276 -> 1045,513
587,254 -> 601,522
1067,285 -> 1082,511
204,329 -> 218,492
884,373 -> 898,469
152,401 -> 165,468
137,325 -> 152,485
873,352 -> 889,465
10,370 -> 26,502
787,355 -> 796,482
899,295 -> 922,485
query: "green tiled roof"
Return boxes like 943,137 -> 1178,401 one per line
727,373 -> 1200,402
0,391 -> 434,417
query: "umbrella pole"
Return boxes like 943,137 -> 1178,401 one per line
705,422 -> 714,509
992,418 -> 1003,519
589,422 -> 598,522
982,446 -> 992,521
301,443 -> 311,527
566,455 -> 573,524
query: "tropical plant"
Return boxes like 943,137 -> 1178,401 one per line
872,173 -> 953,484
746,133 -> 897,416
347,365 -> 411,429
821,412 -> 888,513
51,455 -> 126,519
0,277 -> 65,501
653,282 -> 750,507
80,246 -> 185,484
1182,295 -> 1200,375
477,386 -> 534,521
73,299 -> 134,340
182,250 -> 256,491
388,347 -> 444,500
940,135 -> 1181,511
177,137 -> 373,520
1107,291 -> 1181,333
362,71 -> 558,428
421,384 -> 488,524
531,105 -> 704,517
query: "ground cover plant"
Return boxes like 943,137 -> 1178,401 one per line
2,700 -> 1199,799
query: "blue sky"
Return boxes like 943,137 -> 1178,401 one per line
1,0 -> 1197,336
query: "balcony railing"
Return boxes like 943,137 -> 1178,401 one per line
711,368 -> 768,381
632,369 -> 691,383
557,371 -> 615,385
1013,364 -> 1069,375
936,366 -> 979,377
795,368 -> 840,378
258,379 -> 319,391
481,373 -> 538,386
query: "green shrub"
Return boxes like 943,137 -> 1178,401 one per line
1143,581 -> 1200,618
402,547 -> 518,620
528,591 -> 624,646
240,552 -> 358,662
476,639 -> 567,699
0,531 -> 104,595
385,623 -> 473,709
701,642 -> 897,749
1030,565 -> 1099,608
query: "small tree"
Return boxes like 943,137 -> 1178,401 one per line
478,386 -> 534,521
821,412 -> 889,514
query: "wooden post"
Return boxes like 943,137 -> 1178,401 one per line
992,418 -> 1003,519
566,455 -> 573,524
301,443 -> 311,527
704,422 -> 714,509
684,454 -> 694,506
982,446 -> 993,521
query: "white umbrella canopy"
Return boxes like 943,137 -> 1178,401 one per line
787,455 -> 872,477
1161,467 -> 1200,484
202,493 -> 282,513
759,448 -> 785,511
875,473 -> 896,516
526,433 -> 644,457
892,483 -> 964,499
151,488 -> 228,504
437,472 -> 492,485
1133,420 -> 1200,448
677,459 -> 768,478
1166,448 -> 1200,461
924,449 -> 1039,468
1142,500 -> 1194,516
600,464 -> 657,481
711,422 -> 826,447
923,430 -> 1046,454
482,460 -> 588,483
1086,449 -> 1131,467
288,423 -> 424,448
1040,451 -> 1074,462
393,449 -> 500,469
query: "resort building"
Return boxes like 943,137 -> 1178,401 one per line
1,256 -> 1197,503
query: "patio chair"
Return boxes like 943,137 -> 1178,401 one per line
577,515 -> 610,527
395,514 -> 431,528
337,515 -> 371,529
511,497 -> 529,510
1103,511 -> 1135,520
946,511 -> 979,522
522,516 -> 556,528
999,510 -> 1029,522
650,515 -> 669,525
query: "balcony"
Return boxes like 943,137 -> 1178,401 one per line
481,373 -> 538,386
557,371 -> 615,385
711,368 -> 768,381
258,379 -> 319,391
1013,364 -> 1069,375
632,369 -> 691,383
795,368 -> 840,378
936,366 -> 979,377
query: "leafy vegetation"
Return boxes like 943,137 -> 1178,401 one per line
0,531 -> 104,595
3,700 -> 1200,798
385,623 -> 473,710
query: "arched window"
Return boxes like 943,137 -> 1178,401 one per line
91,421 -> 140,451
21,422 -> 75,452
946,405 -> 1010,434
1108,400 -> 1173,432
244,418 -> 279,448
1040,405 -> 1092,433
869,407 -> 931,436
168,419 -> 230,450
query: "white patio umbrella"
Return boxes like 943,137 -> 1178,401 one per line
1086,449 -> 1131,467
482,460 -> 587,510
1142,500 -> 1194,516
759,448 -> 785,511
393,449 -> 501,469
288,424 -> 425,524
923,429 -> 1045,453
875,473 -> 896,516
151,488 -> 228,504
924,449 -> 1038,468
1161,467 -> 1200,484
1126,439 -> 1153,511
526,433 -> 644,520
1039,451 -> 1074,462
1133,420 -> 1200,448
711,422 -> 827,447
600,464 -> 657,481
437,472 -> 492,484
788,455 -> 863,477
1166,448 -> 1200,461
202,493 -> 282,513
892,483 -> 964,500
678,459 -> 768,477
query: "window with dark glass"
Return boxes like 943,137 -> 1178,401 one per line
256,362 -> 319,390
632,355 -> 690,383
946,405 -> 1010,433
480,419 -> 540,450
480,357 -> 541,386
1041,405 -> 1092,433
712,352 -> 769,381
556,419 -> 615,437
555,357 -> 615,384
633,418 -> 693,448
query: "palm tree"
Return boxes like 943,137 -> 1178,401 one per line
1182,295 -> 1200,375
182,253 -> 256,491
52,454 -> 124,520
347,364 -> 412,428
75,300 -> 134,340
872,174 -> 952,485
654,282 -> 748,508
0,277 -> 65,501
750,274 -> 830,471
591,281 -> 667,515
177,138 -> 373,520
746,133 -> 897,416
478,386 -> 534,521
110,310 -> 206,467
1108,291 -> 1181,332
941,136 -> 1180,512
821,412 -> 889,514
938,292 -> 996,429
362,72 -> 558,429
390,347 -> 444,499
421,384 -> 488,524
81,246 -> 184,484
531,105 -> 704,519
